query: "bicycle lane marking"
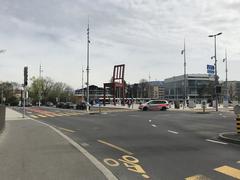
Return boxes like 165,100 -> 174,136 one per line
98,139 -> 150,179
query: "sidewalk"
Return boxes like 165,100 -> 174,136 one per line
0,108 -> 112,180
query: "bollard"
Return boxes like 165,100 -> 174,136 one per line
237,116 -> 240,134
234,105 -> 240,134
0,105 -> 6,133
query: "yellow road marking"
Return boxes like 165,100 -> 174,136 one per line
185,174 -> 211,180
58,127 -> 75,133
30,115 -> 39,118
98,140 -> 133,155
37,114 -> 47,118
214,166 -> 240,179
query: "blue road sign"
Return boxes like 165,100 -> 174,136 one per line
207,64 -> 215,74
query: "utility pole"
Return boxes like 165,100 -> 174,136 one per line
181,39 -> 187,109
148,73 -> 151,99
86,19 -> 90,112
209,32 -> 222,112
223,49 -> 228,104
81,66 -> 84,101
38,64 -> 43,107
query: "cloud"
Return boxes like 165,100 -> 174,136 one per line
0,0 -> 239,88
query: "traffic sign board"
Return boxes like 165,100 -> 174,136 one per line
207,65 -> 214,74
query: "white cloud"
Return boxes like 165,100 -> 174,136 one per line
0,0 -> 239,88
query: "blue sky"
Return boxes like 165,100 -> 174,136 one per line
0,0 -> 240,88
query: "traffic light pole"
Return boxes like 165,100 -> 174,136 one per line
23,85 -> 26,118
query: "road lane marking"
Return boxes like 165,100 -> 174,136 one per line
33,120 -> 118,180
149,120 -> 152,122
37,114 -> 47,118
30,115 -> 39,118
168,130 -> 179,134
104,158 -> 120,167
237,161 -> 240,164
81,142 -> 89,147
214,165 -> 240,179
98,140 -> 133,155
185,174 -> 211,180
58,127 -> 75,133
206,139 -> 228,145
151,124 -> 157,127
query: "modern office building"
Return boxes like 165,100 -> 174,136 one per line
164,74 -> 215,103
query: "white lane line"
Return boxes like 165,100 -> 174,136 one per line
151,124 -> 157,127
206,139 -> 228,145
149,120 -> 152,122
168,130 -> 179,134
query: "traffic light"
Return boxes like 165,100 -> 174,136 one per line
216,85 -> 221,94
24,66 -> 28,86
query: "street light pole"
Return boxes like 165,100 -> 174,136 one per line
208,32 -> 222,112
86,20 -> 90,112
223,49 -> 228,103
38,64 -> 43,107
181,39 -> 187,109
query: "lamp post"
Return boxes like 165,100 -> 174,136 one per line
181,39 -> 187,109
208,32 -> 222,112
86,20 -> 90,112
223,49 -> 228,105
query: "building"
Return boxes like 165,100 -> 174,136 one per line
74,85 -> 111,103
164,74 -> 215,103
228,81 -> 240,101
149,81 -> 165,99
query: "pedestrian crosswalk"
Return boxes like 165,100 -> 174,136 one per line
28,112 -> 82,119
185,162 -> 240,180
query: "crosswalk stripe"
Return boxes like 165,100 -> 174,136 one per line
44,114 -> 55,117
30,115 -> 39,118
185,174 -> 211,180
214,166 -> 240,179
37,114 -> 47,118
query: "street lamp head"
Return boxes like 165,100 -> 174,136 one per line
208,35 -> 214,37
217,32 -> 222,36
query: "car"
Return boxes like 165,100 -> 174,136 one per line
76,102 -> 91,110
63,102 -> 75,109
138,100 -> 169,111
46,102 -> 54,107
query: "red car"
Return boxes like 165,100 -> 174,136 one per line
139,100 -> 169,111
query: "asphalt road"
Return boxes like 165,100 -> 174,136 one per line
14,107 -> 240,180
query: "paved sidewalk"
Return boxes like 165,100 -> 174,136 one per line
0,108 -> 110,180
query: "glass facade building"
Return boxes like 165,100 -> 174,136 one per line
164,74 -> 215,103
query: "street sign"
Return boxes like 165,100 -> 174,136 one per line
207,64 -> 215,74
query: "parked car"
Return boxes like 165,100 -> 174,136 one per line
138,100 -> 169,111
56,102 -> 65,108
76,102 -> 90,110
46,102 -> 54,107
62,102 -> 75,109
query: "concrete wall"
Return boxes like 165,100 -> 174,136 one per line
0,105 -> 5,133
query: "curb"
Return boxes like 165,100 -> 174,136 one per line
218,132 -> 240,145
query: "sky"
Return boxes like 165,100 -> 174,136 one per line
0,0 -> 240,89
